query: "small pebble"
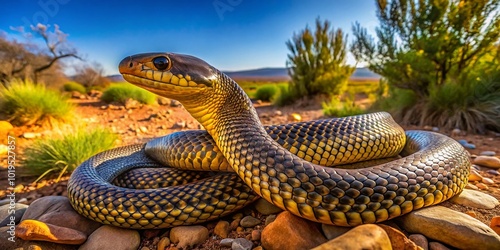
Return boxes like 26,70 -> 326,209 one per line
486,169 -> 499,175
463,143 -> 476,149
251,230 -> 261,241
240,216 -> 261,228
465,211 -> 476,218
409,234 -> 428,250
429,241 -> 451,250
220,238 -> 234,247
232,238 -> 253,250
451,128 -> 461,136
157,237 -> 170,250
432,127 -> 439,132
468,169 -> 483,182
466,183 -> 479,190
480,151 -> 496,156
236,226 -> 244,233
265,215 -> 277,226
475,183 -> 489,190
230,219 -> 241,230
482,177 -> 494,184
214,221 -> 230,238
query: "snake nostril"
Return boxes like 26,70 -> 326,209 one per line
129,62 -> 133,68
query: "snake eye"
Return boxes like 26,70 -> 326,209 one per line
153,56 -> 170,70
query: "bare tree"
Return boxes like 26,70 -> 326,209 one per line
73,62 -> 110,89
29,24 -> 82,84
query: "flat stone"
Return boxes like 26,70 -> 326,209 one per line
21,196 -> 101,236
170,225 -> 209,248
253,198 -> 283,215
220,238 -> 234,247
0,203 -> 28,227
480,151 -> 496,156
476,183 -> 489,190
232,238 -> 253,250
429,241 -> 452,250
468,169 -> 483,182
312,224 -> 392,250
491,216 -> 500,236
251,230 -> 261,241
16,219 -> 87,244
264,214 -> 276,226
240,216 -> 260,228
0,226 -> 78,250
79,225 -> 140,250
409,234 -> 428,250
157,237 -> 170,250
395,206 -> 500,250
261,211 -> 326,250
482,177 -> 494,184
321,224 -> 351,240
450,189 -> 499,209
487,169 -> 500,175
474,156 -> 500,169
379,224 -> 418,250
214,220 -> 230,238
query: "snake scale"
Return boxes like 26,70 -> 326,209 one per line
67,53 -> 471,229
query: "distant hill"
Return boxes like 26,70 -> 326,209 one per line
106,67 -> 380,82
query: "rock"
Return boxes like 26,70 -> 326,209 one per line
157,237 -> 170,250
158,97 -> 170,105
466,183 -> 479,190
0,120 -> 14,136
139,126 -> 148,133
491,216 -> 500,236
450,189 -> 499,209
451,128 -> 461,137
251,230 -> 261,241
88,90 -> 102,98
220,238 -> 234,247
240,216 -> 260,228
71,91 -> 82,98
16,219 -> 87,244
312,224 -> 392,250
0,144 -> 7,155
395,206 -> 500,250
214,220 -> 230,238
463,143 -> 476,149
321,224 -> 351,240
379,224 -> 418,250
409,234 -> 428,250
465,211 -> 477,218
487,169 -> 499,176
124,98 -> 140,109
232,238 -> 253,250
261,211 -> 326,250
480,151 -> 496,156
483,177 -> 494,184
476,183 -> 489,190
289,113 -> 302,122
254,198 -> 283,215
424,125 -> 433,131
274,110 -> 282,116
468,169 -> 483,182
169,225 -> 209,248
429,242 -> 451,250
170,99 -> 182,107
0,226 -> 78,250
230,218 -> 241,230
172,121 -> 186,129
265,214 -> 276,226
0,203 -> 28,227
21,196 -> 101,236
22,132 -> 41,139
474,156 -> 500,169
432,127 -> 439,132
79,225 -> 140,250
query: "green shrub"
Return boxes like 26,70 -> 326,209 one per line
101,83 -> 157,105
255,85 -> 277,102
322,96 -> 365,117
0,79 -> 74,126
273,85 -> 295,107
24,126 -> 118,182
63,81 -> 87,94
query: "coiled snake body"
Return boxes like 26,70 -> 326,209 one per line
67,53 -> 471,229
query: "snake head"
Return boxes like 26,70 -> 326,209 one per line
119,53 -> 219,100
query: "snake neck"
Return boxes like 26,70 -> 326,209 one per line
183,72 -> 275,170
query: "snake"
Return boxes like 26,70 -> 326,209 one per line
67,53 -> 471,229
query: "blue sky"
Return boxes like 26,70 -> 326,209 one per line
1,1 -> 379,75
